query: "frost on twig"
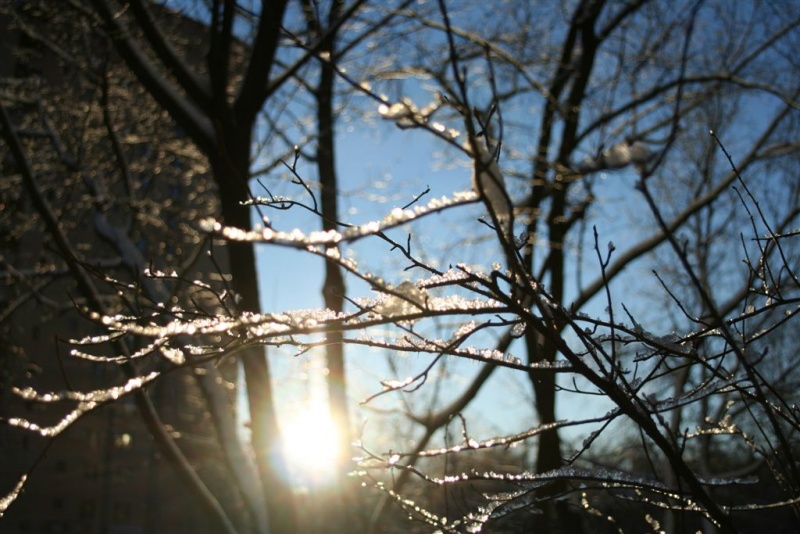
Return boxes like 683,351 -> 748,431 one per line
0,476 -> 27,519
576,137 -> 655,174
466,138 -> 512,240
373,281 -> 428,322
200,191 -> 479,247
7,372 -> 160,438
377,95 -> 444,130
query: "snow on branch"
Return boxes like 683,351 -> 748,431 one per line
0,476 -> 27,519
202,190 -> 478,246
7,372 -> 160,438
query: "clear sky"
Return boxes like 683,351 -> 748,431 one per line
248,83 -> 640,461
216,0 -> 800,479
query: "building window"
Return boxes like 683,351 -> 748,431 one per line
45,520 -> 68,532
80,500 -> 96,521
84,463 -> 99,481
86,428 -> 100,451
112,501 -> 131,523
113,465 -> 132,483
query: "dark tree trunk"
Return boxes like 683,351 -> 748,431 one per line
212,137 -> 299,532
312,0 -> 361,526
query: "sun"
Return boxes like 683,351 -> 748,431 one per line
279,406 -> 342,488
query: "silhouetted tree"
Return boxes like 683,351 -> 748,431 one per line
3,1 -> 800,533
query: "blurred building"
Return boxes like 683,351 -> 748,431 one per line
0,4 -> 245,533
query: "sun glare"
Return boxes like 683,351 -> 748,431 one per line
280,406 -> 341,489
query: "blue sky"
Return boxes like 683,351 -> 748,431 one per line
248,85 -> 640,456
209,0 -> 800,473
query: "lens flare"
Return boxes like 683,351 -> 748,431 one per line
279,406 -> 341,489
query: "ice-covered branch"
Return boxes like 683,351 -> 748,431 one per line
201,190 -> 478,246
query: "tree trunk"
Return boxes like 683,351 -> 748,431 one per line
213,144 -> 298,532
315,17 -> 360,528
